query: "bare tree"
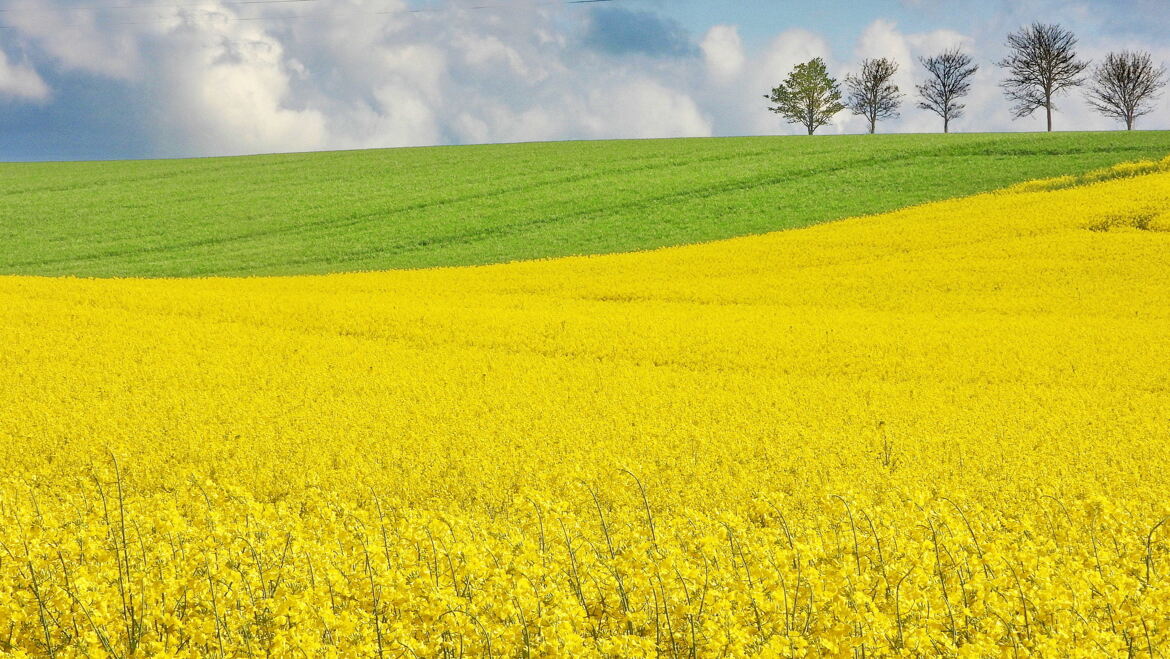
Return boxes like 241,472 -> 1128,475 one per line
1086,51 -> 1167,130
917,49 -> 979,133
998,23 -> 1090,132
845,58 -> 904,134
765,58 -> 846,135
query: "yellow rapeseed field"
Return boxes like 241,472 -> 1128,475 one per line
1,163 -> 1170,657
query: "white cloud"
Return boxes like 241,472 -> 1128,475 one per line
757,29 -> 836,84
701,25 -> 745,81
587,80 -> 712,139
1057,39 -> 1170,133
280,1 -> 714,147
0,50 -> 49,101
1,0 -> 719,155
146,10 -> 329,155
6,2 -> 146,79
722,29 -> 845,136
5,1 -> 1170,157
850,20 -> 981,133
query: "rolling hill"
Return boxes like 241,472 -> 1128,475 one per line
2,168 -> 1168,654
3,131 -> 1170,277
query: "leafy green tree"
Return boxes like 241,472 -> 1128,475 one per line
765,58 -> 846,135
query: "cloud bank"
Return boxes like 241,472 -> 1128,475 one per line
1,0 -> 1168,159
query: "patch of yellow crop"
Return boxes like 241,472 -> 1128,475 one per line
1,171 -> 1170,657
1002,154 -> 1170,193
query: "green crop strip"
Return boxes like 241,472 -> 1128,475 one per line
2,131 -> 1169,277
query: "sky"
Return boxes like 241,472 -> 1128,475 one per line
0,0 -> 1168,160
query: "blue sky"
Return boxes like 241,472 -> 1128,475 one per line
665,0 -> 1170,47
1,0 -> 1168,160
648,1 -> 900,48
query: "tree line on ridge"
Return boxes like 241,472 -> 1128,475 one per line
765,23 -> 1167,135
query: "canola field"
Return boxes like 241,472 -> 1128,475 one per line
2,162 -> 1170,656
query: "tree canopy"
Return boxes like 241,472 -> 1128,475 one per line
998,23 -> 1090,132
766,58 -> 846,135
917,49 -> 979,134
1087,51 -> 1167,130
845,58 -> 904,134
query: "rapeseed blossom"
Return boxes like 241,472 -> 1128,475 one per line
0,163 -> 1169,656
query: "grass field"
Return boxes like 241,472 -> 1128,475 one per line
3,131 -> 1170,277
2,161 -> 1169,655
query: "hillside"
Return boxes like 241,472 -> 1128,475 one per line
2,168 -> 1169,654
3,131 -> 1170,277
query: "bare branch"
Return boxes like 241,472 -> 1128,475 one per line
1086,51 -> 1167,130
997,23 -> 1089,131
845,58 -> 904,134
917,49 -> 979,134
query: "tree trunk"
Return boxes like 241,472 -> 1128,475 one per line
869,118 -> 876,134
1126,115 -> 1134,131
1046,104 -> 1053,132
944,116 -> 949,134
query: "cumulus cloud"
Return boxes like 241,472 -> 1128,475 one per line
1,0 -> 719,156
147,15 -> 329,155
6,2 -> 145,79
848,19 -> 981,133
2,0 -> 1169,159
0,49 -> 49,101
281,2 -> 712,148
701,25 -> 745,82
702,28 -> 844,136
584,79 -> 711,139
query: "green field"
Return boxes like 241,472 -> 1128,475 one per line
3,131 -> 1170,278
